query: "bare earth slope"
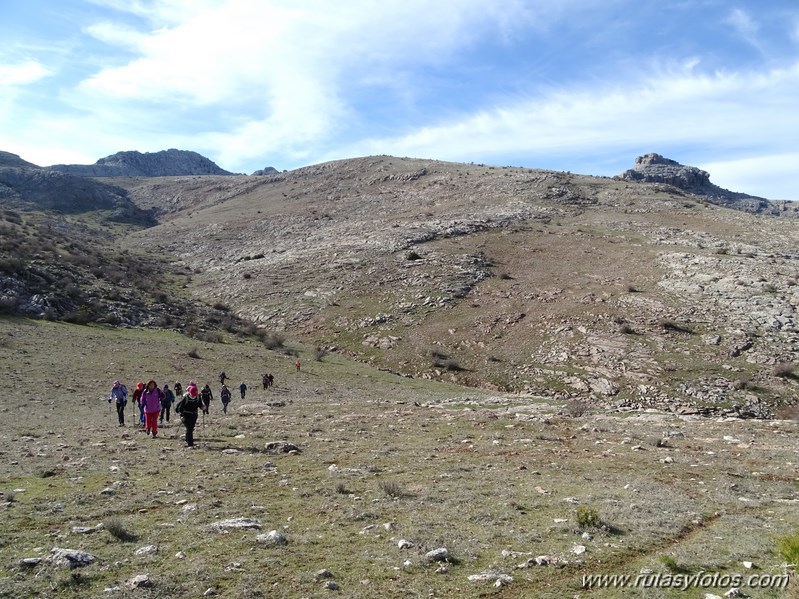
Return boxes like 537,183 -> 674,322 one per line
114,156 -> 799,417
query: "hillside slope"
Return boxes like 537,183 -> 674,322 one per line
106,155 -> 799,417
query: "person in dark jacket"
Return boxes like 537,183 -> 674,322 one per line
200,384 -> 213,414
220,384 -> 232,414
132,381 -> 145,427
176,384 -> 201,448
239,381 -> 247,399
160,383 -> 175,423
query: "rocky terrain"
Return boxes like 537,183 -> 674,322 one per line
2,150 -> 799,419
1,149 -> 799,599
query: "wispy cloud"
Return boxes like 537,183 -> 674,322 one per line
0,60 -> 51,86
724,8 -> 764,54
2,0 -> 798,199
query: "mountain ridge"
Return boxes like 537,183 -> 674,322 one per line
2,150 -> 798,418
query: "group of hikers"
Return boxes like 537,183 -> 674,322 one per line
108,370 -> 276,447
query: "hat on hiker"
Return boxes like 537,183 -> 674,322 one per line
113,380 -> 120,388
187,384 -> 199,397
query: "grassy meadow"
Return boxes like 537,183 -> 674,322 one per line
0,317 -> 797,598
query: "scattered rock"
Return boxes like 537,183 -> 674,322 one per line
71,524 -> 104,535
124,574 -> 152,589
256,530 -> 287,546
425,548 -> 450,562
134,545 -> 158,556
49,548 -> 96,569
210,517 -> 262,532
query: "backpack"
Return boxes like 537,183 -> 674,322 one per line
178,394 -> 200,414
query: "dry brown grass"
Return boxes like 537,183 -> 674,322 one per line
0,317 -> 797,598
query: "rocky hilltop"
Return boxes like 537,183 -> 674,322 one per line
618,153 -> 772,214
0,156 -> 153,223
2,150 -> 799,419
47,149 -> 235,177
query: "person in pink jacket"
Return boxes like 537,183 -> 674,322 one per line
140,380 -> 163,438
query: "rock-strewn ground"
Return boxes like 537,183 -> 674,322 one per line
108,156 -> 799,416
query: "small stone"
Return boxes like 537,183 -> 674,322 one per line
425,548 -> 450,562
203,588 -> 217,596
315,569 -> 334,581
398,539 -> 414,549
125,574 -> 151,589
256,530 -> 287,546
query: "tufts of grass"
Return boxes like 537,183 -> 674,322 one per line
775,530 -> 799,566
773,362 -> 796,379
659,554 -> 690,574
564,399 -> 590,417
104,518 -> 138,542
379,480 -> 409,499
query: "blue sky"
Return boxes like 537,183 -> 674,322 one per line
1,1 -> 798,200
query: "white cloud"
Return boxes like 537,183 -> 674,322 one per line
700,153 -> 799,201
0,60 -> 51,86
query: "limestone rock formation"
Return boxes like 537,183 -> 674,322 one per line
47,149 -> 233,177
251,166 -> 279,176
618,153 -> 771,213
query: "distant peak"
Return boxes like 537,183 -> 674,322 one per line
618,153 -> 769,213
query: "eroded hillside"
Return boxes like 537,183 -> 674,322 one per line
109,156 -> 799,416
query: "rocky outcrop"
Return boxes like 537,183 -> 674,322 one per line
47,149 -> 233,177
0,164 -> 154,224
618,153 -> 772,214
251,166 -> 279,176
0,151 -> 39,168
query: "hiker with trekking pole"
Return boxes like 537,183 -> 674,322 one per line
175,383 -> 201,448
108,381 -> 128,426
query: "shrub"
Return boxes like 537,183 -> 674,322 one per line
406,251 -> 422,261
564,399 -> 590,417
659,319 -> 693,334
380,480 -> 408,499
619,323 -> 635,334
313,346 -> 328,361
188,348 -> 202,359
262,332 -> 285,350
442,359 -> 464,372
104,518 -> 137,542
576,506 -> 602,529
773,363 -> 796,379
